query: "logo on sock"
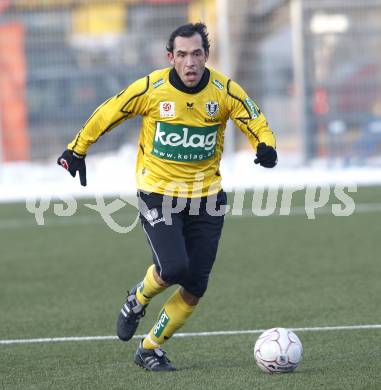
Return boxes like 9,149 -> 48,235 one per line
153,309 -> 170,338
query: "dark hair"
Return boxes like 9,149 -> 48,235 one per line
166,22 -> 210,54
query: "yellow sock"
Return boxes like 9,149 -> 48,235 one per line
142,288 -> 196,349
136,265 -> 167,306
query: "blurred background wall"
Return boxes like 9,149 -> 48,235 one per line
0,0 -> 380,167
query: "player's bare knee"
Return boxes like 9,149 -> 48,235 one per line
152,267 -> 170,287
180,288 -> 200,305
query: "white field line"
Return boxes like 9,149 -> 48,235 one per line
1,202 -> 381,230
1,324 -> 381,346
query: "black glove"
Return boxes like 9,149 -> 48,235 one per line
57,149 -> 87,186
254,143 -> 277,168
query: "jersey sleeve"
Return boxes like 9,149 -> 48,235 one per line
226,80 -> 276,150
68,76 -> 150,155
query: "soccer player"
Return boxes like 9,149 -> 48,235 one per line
57,22 -> 277,371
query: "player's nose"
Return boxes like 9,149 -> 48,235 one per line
184,55 -> 196,67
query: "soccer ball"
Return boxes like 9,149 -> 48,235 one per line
254,327 -> 303,373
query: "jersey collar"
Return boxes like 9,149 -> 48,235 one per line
169,67 -> 210,94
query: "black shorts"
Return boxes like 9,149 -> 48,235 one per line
138,190 -> 227,297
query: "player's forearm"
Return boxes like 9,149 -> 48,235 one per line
257,126 -> 276,148
67,96 -> 126,155
67,128 -> 96,156
246,114 -> 276,150
67,117 -> 108,155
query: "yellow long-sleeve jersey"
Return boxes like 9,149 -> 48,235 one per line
68,67 -> 276,197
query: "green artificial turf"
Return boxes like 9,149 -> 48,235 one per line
1,186 -> 380,389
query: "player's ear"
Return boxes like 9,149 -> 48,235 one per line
167,51 -> 175,66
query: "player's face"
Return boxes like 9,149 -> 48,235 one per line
168,33 -> 208,88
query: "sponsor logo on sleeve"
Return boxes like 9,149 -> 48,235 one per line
153,78 -> 165,89
244,97 -> 260,119
212,79 -> 224,90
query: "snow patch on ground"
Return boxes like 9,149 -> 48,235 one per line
1,145 -> 380,203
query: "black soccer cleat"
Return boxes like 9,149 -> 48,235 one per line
134,340 -> 176,372
117,286 -> 147,342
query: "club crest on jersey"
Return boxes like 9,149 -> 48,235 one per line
205,101 -> 219,117
160,102 -> 175,118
